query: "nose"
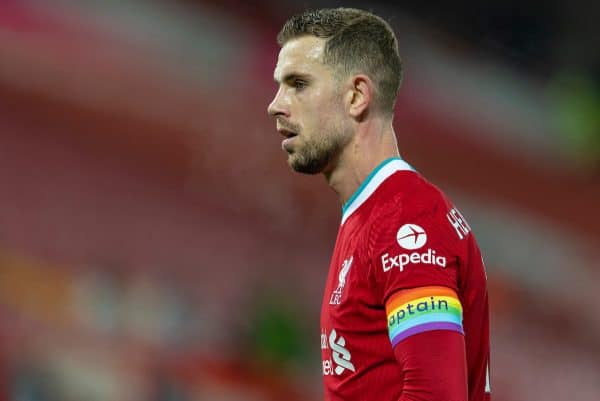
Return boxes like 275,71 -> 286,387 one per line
267,87 -> 289,118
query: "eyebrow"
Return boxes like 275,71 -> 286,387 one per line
273,72 -> 312,84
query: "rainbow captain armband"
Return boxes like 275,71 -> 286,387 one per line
385,286 -> 464,347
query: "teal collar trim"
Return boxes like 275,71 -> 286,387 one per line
340,157 -> 414,224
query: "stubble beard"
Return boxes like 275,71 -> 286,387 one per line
288,120 -> 350,175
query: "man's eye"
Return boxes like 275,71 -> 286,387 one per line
294,80 -> 308,89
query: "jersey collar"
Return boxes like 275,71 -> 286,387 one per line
341,157 -> 414,225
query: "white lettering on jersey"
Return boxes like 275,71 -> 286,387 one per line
447,207 -> 471,240
382,223 -> 446,272
381,249 -> 447,272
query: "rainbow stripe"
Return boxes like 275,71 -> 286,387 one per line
386,286 -> 464,347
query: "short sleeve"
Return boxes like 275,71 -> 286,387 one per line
367,194 -> 460,304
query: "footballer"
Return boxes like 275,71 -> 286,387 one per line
268,8 -> 491,401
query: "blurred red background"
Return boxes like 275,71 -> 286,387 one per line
0,1 -> 598,400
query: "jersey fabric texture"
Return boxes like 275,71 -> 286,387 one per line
320,158 -> 490,401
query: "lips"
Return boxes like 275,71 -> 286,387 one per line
278,128 -> 298,151
277,128 -> 297,139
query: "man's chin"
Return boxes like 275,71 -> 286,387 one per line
288,154 -> 326,175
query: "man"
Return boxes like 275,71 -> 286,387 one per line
267,8 -> 490,401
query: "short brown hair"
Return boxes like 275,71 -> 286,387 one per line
277,8 -> 403,115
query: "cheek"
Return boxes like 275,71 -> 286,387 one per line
316,99 -> 343,126
308,91 -> 337,117
299,88 -> 340,132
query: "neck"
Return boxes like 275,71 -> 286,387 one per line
324,117 -> 400,206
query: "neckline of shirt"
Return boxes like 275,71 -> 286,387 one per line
341,157 -> 415,225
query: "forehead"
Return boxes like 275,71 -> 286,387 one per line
274,36 -> 328,81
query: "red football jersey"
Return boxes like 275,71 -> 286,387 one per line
320,158 -> 490,401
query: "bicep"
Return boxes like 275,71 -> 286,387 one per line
385,286 -> 468,401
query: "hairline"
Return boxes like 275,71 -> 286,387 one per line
277,35 -> 348,81
278,35 -> 370,88
276,10 -> 400,116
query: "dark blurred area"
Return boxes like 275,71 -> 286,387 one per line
0,1 -> 598,400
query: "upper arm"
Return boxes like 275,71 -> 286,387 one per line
366,192 -> 469,399
392,329 -> 468,401
384,286 -> 467,401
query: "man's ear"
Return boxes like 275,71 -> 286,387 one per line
346,74 -> 374,118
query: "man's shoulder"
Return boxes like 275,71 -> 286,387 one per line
371,170 -> 451,222
367,171 -> 478,265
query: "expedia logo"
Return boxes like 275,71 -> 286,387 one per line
382,224 -> 446,272
396,224 -> 427,249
